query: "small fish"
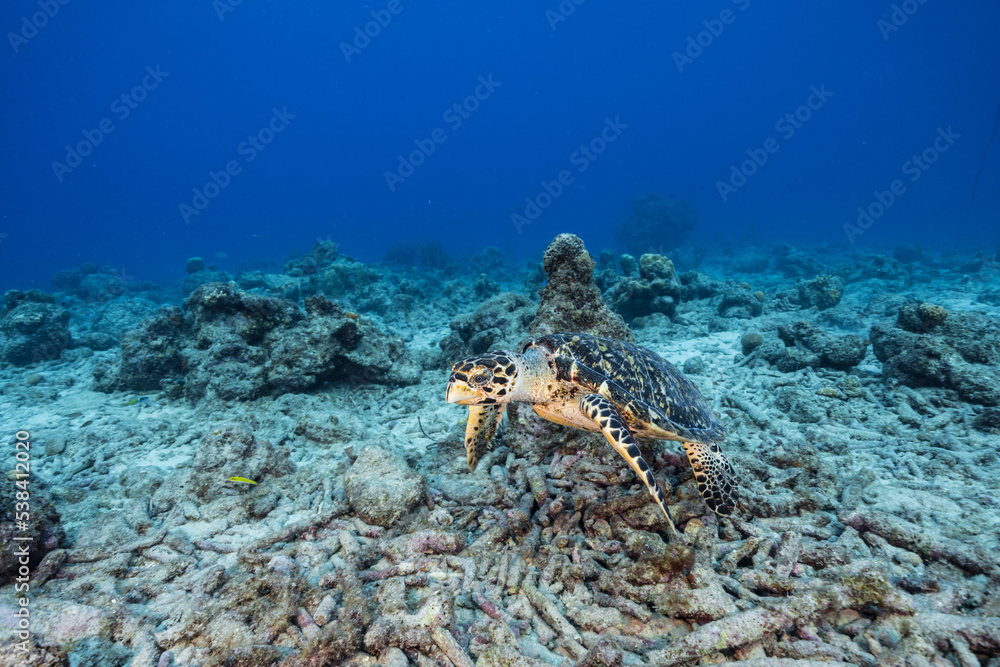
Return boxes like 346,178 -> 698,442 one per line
124,396 -> 149,406
793,337 -> 814,353
228,476 -> 257,485
215,252 -> 228,259
82,420 -> 93,427
64,412 -> 83,418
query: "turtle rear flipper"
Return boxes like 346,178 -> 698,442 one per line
465,404 -> 506,472
683,441 -> 739,515
580,393 -> 682,540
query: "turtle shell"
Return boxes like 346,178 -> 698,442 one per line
522,332 -> 727,444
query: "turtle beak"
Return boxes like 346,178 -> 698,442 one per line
446,381 -> 479,405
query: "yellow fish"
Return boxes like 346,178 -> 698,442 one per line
227,476 -> 257,485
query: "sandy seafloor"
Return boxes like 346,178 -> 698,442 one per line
1,237 -> 999,667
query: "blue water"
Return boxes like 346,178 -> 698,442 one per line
2,1 -> 998,290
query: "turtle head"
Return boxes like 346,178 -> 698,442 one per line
446,352 -> 519,405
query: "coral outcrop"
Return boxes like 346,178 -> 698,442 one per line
94,283 -> 419,399
772,274 -> 845,311
717,281 -> 764,319
530,234 -> 632,341
759,320 -> 868,371
0,290 -> 72,365
605,253 -> 683,321
871,302 -> 1000,405
440,292 -> 536,359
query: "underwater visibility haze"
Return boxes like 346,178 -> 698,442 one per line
1,1 -> 1000,665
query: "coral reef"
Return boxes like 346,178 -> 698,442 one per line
530,234 -> 632,341
614,194 -> 697,256
4,236 -> 1000,666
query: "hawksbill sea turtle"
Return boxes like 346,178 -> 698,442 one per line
446,332 -> 738,537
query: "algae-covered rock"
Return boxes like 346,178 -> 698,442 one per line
773,274 -> 845,311
186,281 -> 302,345
88,297 -> 159,340
762,321 -> 867,371
445,291 -> 535,357
871,302 -> 1000,405
344,445 -> 423,527
265,295 -> 421,393
52,263 -> 98,290
182,270 -> 234,295
93,305 -> 186,392
679,270 -> 722,301
0,291 -> 72,366
717,281 -> 763,319
78,272 -> 127,302
530,234 -> 632,341
95,285 -> 419,399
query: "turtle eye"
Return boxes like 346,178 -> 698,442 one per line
470,368 -> 493,386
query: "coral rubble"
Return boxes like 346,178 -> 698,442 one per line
2,237 -> 999,666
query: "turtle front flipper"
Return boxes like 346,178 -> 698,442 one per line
580,394 -> 681,539
682,441 -> 739,515
465,404 -> 507,472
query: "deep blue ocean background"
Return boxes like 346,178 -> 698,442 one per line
2,1 -> 998,290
